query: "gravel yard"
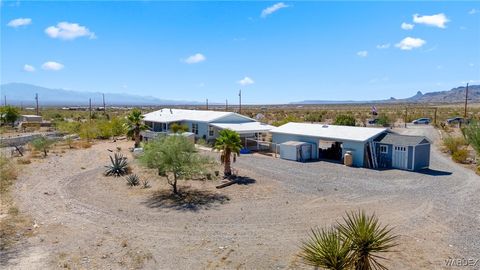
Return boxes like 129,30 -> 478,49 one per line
2,125 -> 479,269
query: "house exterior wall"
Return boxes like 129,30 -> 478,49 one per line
414,144 -> 430,170
271,133 -> 367,167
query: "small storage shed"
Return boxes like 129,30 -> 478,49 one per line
279,141 -> 313,162
375,133 -> 431,171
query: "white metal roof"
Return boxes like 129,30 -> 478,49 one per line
210,122 -> 274,134
143,108 -> 252,123
271,122 -> 387,142
281,141 -> 313,146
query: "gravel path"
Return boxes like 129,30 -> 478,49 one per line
3,125 -> 479,269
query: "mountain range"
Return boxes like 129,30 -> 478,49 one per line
1,83 -> 479,106
292,85 -> 480,105
0,83 -> 203,106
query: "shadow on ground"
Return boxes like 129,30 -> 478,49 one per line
143,187 -> 230,212
233,176 -> 256,185
416,168 -> 453,176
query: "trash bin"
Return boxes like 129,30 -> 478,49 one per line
344,151 -> 353,166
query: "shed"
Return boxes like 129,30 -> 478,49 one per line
271,123 -> 387,167
374,133 -> 431,171
21,115 -> 42,122
279,141 -> 313,162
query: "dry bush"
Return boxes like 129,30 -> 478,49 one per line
74,140 -> 92,149
0,156 -> 17,194
17,158 -> 31,165
452,149 -> 469,164
443,136 -> 467,153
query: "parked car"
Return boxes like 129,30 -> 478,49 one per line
412,118 -> 431,125
446,117 -> 465,125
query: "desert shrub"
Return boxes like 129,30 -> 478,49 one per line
141,179 -> 150,189
110,117 -> 127,137
17,158 -> 31,165
0,156 -> 17,194
30,137 -> 55,157
443,136 -> 467,153
75,140 -> 92,149
170,123 -> 189,133
97,120 -> 113,139
463,122 -> 480,155
271,115 -> 300,127
376,114 -> 391,127
56,121 -> 81,134
334,114 -> 356,126
0,105 -> 20,126
305,111 -> 326,122
79,122 -> 100,141
105,153 -> 129,177
126,174 -> 140,186
196,138 -> 211,147
452,149 -> 469,163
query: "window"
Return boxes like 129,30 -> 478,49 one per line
192,123 -> 199,135
208,125 -> 214,136
380,145 -> 388,154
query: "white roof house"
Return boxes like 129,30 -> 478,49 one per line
271,122 -> 387,142
143,108 -> 253,123
210,122 -> 274,134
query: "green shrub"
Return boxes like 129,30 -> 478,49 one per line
31,137 -> 55,157
334,114 -> 356,126
463,122 -> 480,155
443,136 -> 467,153
170,123 -> 189,133
79,122 -> 100,141
376,114 -> 391,127
56,121 -> 81,134
452,149 -> 468,163
305,111 -> 326,122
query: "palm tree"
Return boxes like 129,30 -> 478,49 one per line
299,227 -> 353,270
125,108 -> 149,148
214,129 -> 242,177
337,211 -> 398,270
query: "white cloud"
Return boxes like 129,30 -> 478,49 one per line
183,53 -> 206,64
7,17 -> 31,28
41,61 -> 64,71
413,13 -> 449,28
45,22 -> 95,40
261,2 -> 289,18
23,64 -> 35,72
238,77 -> 254,86
356,51 -> 368,57
468,9 -> 478,15
401,22 -> 414,30
376,43 -> 390,49
395,37 -> 426,50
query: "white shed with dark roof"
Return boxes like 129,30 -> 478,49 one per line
374,133 -> 431,171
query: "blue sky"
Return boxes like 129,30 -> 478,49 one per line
1,1 -> 479,104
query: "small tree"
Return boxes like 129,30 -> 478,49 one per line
140,135 -> 211,194
125,108 -> 149,148
376,114 -> 391,127
214,129 -> 242,177
463,121 -> 480,156
334,115 -> 356,126
31,137 -> 55,157
170,123 -> 189,133
0,105 -> 20,127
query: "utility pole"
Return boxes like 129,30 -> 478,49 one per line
239,89 -> 242,114
102,93 -> 106,114
464,83 -> 469,119
433,107 -> 437,126
225,99 -> 228,111
3,95 -> 6,106
89,98 -> 92,122
35,93 -> 39,115
206,98 -> 209,110
404,106 -> 408,128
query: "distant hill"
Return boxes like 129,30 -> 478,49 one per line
293,85 -> 480,105
0,83 -> 203,106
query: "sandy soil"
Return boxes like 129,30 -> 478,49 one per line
2,126 -> 479,269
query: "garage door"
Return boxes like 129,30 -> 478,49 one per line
392,146 -> 408,170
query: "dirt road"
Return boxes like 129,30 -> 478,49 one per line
2,126 -> 479,269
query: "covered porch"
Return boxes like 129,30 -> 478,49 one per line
209,122 -> 274,151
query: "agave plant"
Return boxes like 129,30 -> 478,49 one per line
337,211 -> 398,270
141,179 -> 150,189
299,227 -> 353,270
126,174 -> 140,186
105,153 -> 129,177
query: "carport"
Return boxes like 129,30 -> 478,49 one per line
271,123 -> 387,167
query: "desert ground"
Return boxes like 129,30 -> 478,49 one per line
1,125 -> 479,269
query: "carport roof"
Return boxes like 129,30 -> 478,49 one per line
376,133 -> 430,145
271,122 -> 387,142
210,122 -> 274,134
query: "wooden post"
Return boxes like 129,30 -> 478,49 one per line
433,107 -> 437,126
464,83 -> 469,118
404,106 -> 408,128
35,93 -> 39,115
102,93 -> 106,114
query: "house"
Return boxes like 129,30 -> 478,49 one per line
271,123 -> 387,167
271,122 -> 431,170
142,108 -> 274,143
20,115 -> 42,123
374,133 -> 431,171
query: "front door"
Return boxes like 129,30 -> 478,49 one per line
392,146 -> 408,169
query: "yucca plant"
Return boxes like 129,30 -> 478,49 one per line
141,179 -> 150,189
337,211 -> 398,270
105,153 -> 129,177
299,227 -> 353,270
126,174 -> 140,186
